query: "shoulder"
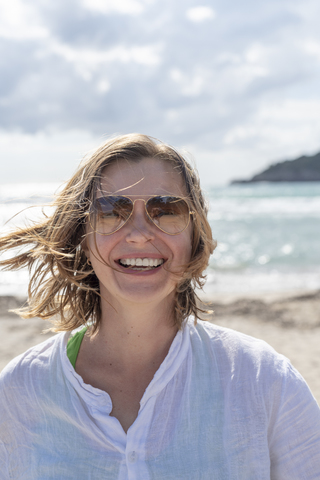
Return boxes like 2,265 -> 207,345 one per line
188,318 -> 284,361
187,319 -> 297,387
187,319 -> 320,419
0,333 -> 67,392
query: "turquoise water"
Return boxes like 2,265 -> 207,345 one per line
205,182 -> 320,294
1,182 -> 320,296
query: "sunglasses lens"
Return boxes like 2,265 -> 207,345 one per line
146,196 -> 190,234
90,196 -> 133,234
89,195 -> 191,235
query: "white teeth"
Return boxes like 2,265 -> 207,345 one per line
119,258 -> 164,268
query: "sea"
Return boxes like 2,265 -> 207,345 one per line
1,181 -> 320,298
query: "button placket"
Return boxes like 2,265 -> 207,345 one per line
128,450 -> 138,463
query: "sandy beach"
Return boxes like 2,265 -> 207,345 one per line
1,291 -> 320,404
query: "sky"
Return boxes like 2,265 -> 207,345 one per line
1,0 -> 320,186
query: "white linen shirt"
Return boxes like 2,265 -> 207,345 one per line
0,319 -> 320,479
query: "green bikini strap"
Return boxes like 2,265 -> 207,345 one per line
67,327 -> 87,369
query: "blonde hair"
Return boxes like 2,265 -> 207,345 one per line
0,134 -> 216,332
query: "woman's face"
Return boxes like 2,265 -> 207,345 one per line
85,157 -> 193,311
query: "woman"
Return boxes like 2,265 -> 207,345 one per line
0,134 -> 319,479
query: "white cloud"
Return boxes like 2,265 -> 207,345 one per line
81,0 -> 145,15
186,6 -> 216,23
245,43 -> 267,64
0,0 -> 49,40
303,39 -> 320,61
97,79 -> 111,94
170,68 -> 205,96
221,98 -> 320,178
45,40 -> 162,73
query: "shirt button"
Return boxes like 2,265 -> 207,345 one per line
128,451 -> 138,463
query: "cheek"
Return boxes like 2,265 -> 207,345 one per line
85,231 -> 111,263
175,231 -> 193,264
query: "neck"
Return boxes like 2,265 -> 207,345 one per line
89,294 -> 178,369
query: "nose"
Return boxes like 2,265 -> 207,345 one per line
125,200 -> 155,243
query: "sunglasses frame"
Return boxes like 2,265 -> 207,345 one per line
88,194 -> 195,236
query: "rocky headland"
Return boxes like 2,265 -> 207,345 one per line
232,150 -> 320,183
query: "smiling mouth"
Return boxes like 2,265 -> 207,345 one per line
118,258 -> 165,271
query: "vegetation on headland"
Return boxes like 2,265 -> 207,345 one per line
231,151 -> 320,184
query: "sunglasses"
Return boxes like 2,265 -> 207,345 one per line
88,195 -> 194,235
